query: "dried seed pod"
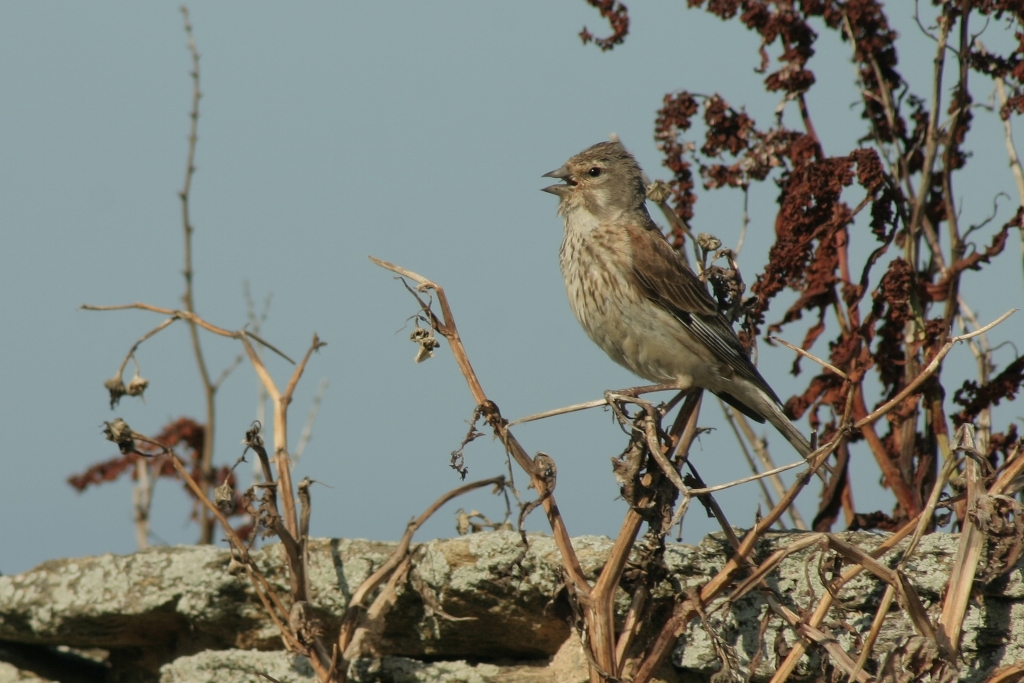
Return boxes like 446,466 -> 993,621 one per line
645,179 -> 670,203
104,376 -> 127,409
102,418 -> 135,454
696,232 -> 722,251
214,482 -> 235,512
126,369 -> 149,400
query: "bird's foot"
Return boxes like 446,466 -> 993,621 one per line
603,391 -> 638,428
603,383 -> 685,427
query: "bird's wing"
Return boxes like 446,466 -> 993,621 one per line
626,223 -> 782,406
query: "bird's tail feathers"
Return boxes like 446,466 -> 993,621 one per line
750,388 -> 814,459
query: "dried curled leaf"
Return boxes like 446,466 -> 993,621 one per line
578,0 -> 629,51
877,635 -> 956,683
971,493 -> 1024,584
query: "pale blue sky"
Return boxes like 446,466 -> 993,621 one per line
1,3 -> 1021,574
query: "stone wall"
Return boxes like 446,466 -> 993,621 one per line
0,531 -> 1020,682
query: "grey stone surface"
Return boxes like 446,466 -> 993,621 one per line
667,531 -> 1024,682
159,649 -> 315,683
0,530 -> 1020,682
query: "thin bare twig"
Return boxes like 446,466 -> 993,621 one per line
339,476 -> 505,664
508,398 -> 610,426
720,402 -> 807,530
685,458 -> 808,495
176,6 -> 219,544
114,317 -> 179,380
718,400 -> 785,529
769,335 -> 849,380
81,302 -> 295,363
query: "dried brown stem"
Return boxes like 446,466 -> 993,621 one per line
81,302 -> 294,362
338,477 -> 504,665
907,10 -> 951,241
369,257 -> 590,595
634,430 -> 841,683
132,458 -> 154,549
718,402 -> 778,511
115,317 -> 178,379
176,6 -> 218,544
854,308 -> 1015,429
345,476 -> 505,612
769,513 -> 922,682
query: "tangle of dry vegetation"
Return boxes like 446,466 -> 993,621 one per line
70,3 -> 1024,682
367,2 -> 1024,682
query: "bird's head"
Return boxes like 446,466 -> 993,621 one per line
542,141 -> 647,218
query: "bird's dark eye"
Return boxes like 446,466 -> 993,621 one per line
588,167 -> 602,177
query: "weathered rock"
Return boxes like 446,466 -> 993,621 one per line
157,640 -> 693,683
671,530 -> 1024,682
0,530 -> 1021,682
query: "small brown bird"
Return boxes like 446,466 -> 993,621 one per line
542,141 -> 812,458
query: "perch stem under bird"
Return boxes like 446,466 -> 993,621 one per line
542,141 -> 815,461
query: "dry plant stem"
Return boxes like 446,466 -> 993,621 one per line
642,408 -> 688,495
853,388 -> 921,517
344,476 -> 505,612
242,422 -> 306,603
769,335 -> 848,380
611,393 -> 704,677
239,333 -> 324,539
992,62 -> 1024,283
848,447 -> 967,679
727,533 -> 825,601
371,259 -> 581,572
634,437 -> 839,683
937,446 -> 983,658
343,553 -> 414,662
509,385 -> 675,427
82,303 -> 294,362
698,490 -> 880,680
116,317 -> 178,378
728,404 -> 807,529
166,438 -> 338,681
177,6 -> 217,544
992,447 -> 1024,493
769,514 -> 923,683
771,595 -> 871,683
986,663 -> 1024,683
369,258 -> 486,402
718,400 -> 783,527
827,535 -> 935,639
508,398 -> 609,426
995,74 -> 1024,205
132,458 -> 153,549
368,260 -> 591,612
849,585 -> 895,683
854,308 -> 1015,429
166,449 -> 302,647
338,478 -> 503,664
614,583 -> 648,666
685,459 -> 808,495
907,11 -> 950,241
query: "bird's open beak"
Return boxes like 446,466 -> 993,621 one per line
541,164 -> 573,196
